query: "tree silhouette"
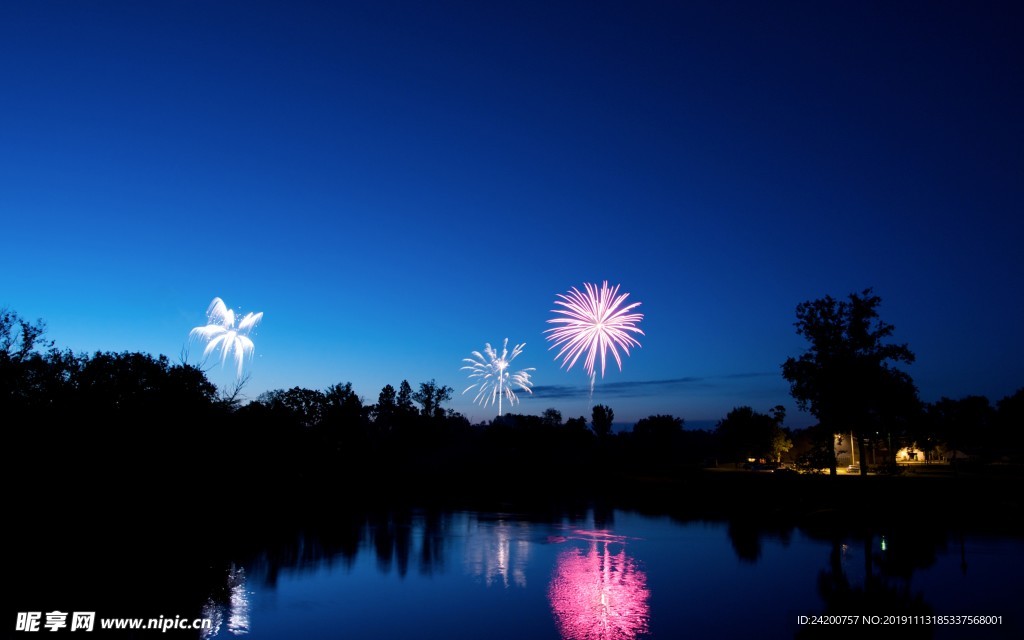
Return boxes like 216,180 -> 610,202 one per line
714,406 -> 790,464
372,384 -> 398,432
782,289 -> 918,475
715,406 -> 773,464
591,404 -> 614,438
257,387 -> 326,429
632,414 -> 684,469
1,309 -> 57,414
396,380 -> 416,417
412,379 -> 453,420
0,308 -> 51,361
324,382 -> 367,449
633,414 -> 683,439
995,388 -> 1024,460
541,408 -> 563,428
926,395 -> 995,464
325,382 -> 364,424
565,415 -> 589,433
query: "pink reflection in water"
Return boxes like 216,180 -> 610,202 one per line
548,531 -> 650,640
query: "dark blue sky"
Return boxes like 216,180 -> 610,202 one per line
2,1 -> 1021,427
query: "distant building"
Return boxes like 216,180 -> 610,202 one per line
895,445 -> 927,462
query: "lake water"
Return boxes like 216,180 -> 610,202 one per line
198,509 -> 1022,640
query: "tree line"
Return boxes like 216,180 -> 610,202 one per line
3,290 -> 1022,504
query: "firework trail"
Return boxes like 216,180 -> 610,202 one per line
190,297 -> 263,379
462,338 -> 535,416
544,281 -> 644,397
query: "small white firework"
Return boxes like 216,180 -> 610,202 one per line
462,338 -> 535,416
189,297 -> 263,379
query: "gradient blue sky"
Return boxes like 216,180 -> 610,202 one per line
2,1 -> 1021,428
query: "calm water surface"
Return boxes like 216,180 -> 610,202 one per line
201,510 -> 1022,640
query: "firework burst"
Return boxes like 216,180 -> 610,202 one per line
462,338 -> 535,416
544,281 -> 644,395
189,297 -> 263,379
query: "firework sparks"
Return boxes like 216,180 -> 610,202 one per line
544,281 -> 644,395
190,297 -> 263,379
462,338 -> 535,416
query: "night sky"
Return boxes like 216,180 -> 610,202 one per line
2,1 -> 1021,427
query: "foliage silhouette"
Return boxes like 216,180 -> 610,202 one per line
714,405 -> 791,464
412,378 -> 453,420
782,289 -> 919,475
922,395 -> 998,467
541,407 -> 563,428
629,414 -> 685,471
591,404 -> 614,438
0,308 -> 51,360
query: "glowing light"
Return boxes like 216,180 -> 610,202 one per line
227,565 -> 250,635
464,520 -> 531,588
200,564 -> 250,639
199,601 -> 222,640
190,297 -> 263,379
545,281 -> 644,394
462,338 -> 535,416
549,530 -> 650,640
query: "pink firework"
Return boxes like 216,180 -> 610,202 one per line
545,281 -> 644,393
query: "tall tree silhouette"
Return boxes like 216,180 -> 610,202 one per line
782,289 -> 917,475
373,384 -> 398,433
591,404 -> 614,438
396,380 -> 416,417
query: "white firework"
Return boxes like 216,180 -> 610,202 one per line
190,297 -> 263,378
462,338 -> 535,416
